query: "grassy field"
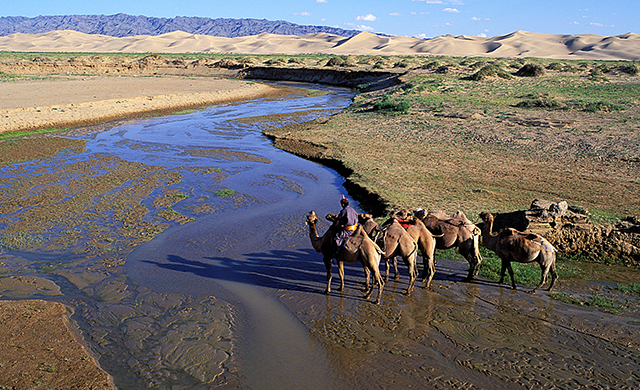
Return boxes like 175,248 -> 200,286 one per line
261,55 -> 640,222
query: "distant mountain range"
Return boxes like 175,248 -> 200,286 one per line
0,14 -> 361,38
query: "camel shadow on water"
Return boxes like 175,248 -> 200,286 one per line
140,248 -> 377,299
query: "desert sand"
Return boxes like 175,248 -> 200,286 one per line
0,76 -> 280,133
1,29 -> 639,60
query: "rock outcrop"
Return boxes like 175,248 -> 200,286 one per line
490,199 -> 640,267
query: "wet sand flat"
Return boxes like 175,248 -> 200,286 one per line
0,75 -> 280,133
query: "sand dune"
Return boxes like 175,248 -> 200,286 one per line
0,30 -> 639,60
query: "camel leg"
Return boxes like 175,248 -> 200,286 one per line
384,258 -> 391,282
374,271 -> 385,305
460,246 -> 480,281
363,266 -> 375,300
338,261 -> 345,292
507,263 -> 517,290
323,257 -> 332,294
530,257 -> 553,294
363,266 -> 385,304
547,261 -> 558,291
421,254 -> 435,290
420,255 -> 432,283
404,253 -> 417,295
362,265 -> 371,292
498,259 -> 508,286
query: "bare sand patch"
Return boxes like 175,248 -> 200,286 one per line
0,75 -> 279,133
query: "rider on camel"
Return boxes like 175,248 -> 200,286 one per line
332,195 -> 359,258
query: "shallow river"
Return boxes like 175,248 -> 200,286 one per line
1,82 -> 640,389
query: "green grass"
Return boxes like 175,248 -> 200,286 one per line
0,128 -> 71,140
550,292 -> 630,314
477,248 -> 588,287
215,189 -> 236,197
372,94 -> 411,113
614,283 -> 640,297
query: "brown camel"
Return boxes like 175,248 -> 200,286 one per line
411,209 -> 483,282
384,211 -> 439,289
305,211 -> 385,304
362,216 -> 419,295
479,212 -> 558,293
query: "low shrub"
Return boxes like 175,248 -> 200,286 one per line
584,100 -> 624,113
468,65 -> 513,80
325,56 -> 346,67
618,64 -> 639,76
516,97 -> 561,109
516,63 -> 546,77
372,94 -> 411,113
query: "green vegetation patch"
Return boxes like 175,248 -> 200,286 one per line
215,189 -> 236,197
468,65 -> 513,81
372,94 -> 411,113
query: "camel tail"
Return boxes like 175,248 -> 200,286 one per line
542,239 -> 557,253
472,232 -> 482,260
373,241 -> 384,255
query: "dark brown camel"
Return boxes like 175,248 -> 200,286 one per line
479,212 -> 558,293
305,211 -> 385,303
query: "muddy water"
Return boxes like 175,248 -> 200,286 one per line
101,83 -> 355,388
1,82 -> 640,389
0,83 -> 355,389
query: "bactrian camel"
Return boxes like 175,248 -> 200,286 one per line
479,212 -> 558,293
381,218 -> 419,294
381,211 -> 439,289
413,209 -> 483,281
305,211 -> 385,304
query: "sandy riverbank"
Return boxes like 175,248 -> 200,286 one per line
0,75 -> 279,133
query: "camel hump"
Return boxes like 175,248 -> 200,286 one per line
524,232 -> 558,253
343,225 -> 367,255
427,210 -> 450,220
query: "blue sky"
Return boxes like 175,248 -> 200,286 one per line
2,0 -> 637,38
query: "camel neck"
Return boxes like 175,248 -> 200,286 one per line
481,217 -> 498,250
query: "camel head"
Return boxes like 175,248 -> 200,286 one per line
479,212 -> 494,224
391,209 -> 413,220
306,210 -> 319,225
413,208 -> 427,220
325,213 -> 338,222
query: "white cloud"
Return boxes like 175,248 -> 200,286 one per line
356,24 -> 375,31
293,12 -> 311,16
413,0 -> 443,3
316,0 -> 327,3
590,22 -> 615,28
356,14 -> 378,22
343,22 -> 374,32
478,33 -> 486,37
415,33 -> 429,39
471,16 -> 481,21
443,8 -> 460,13
390,12 -> 401,16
